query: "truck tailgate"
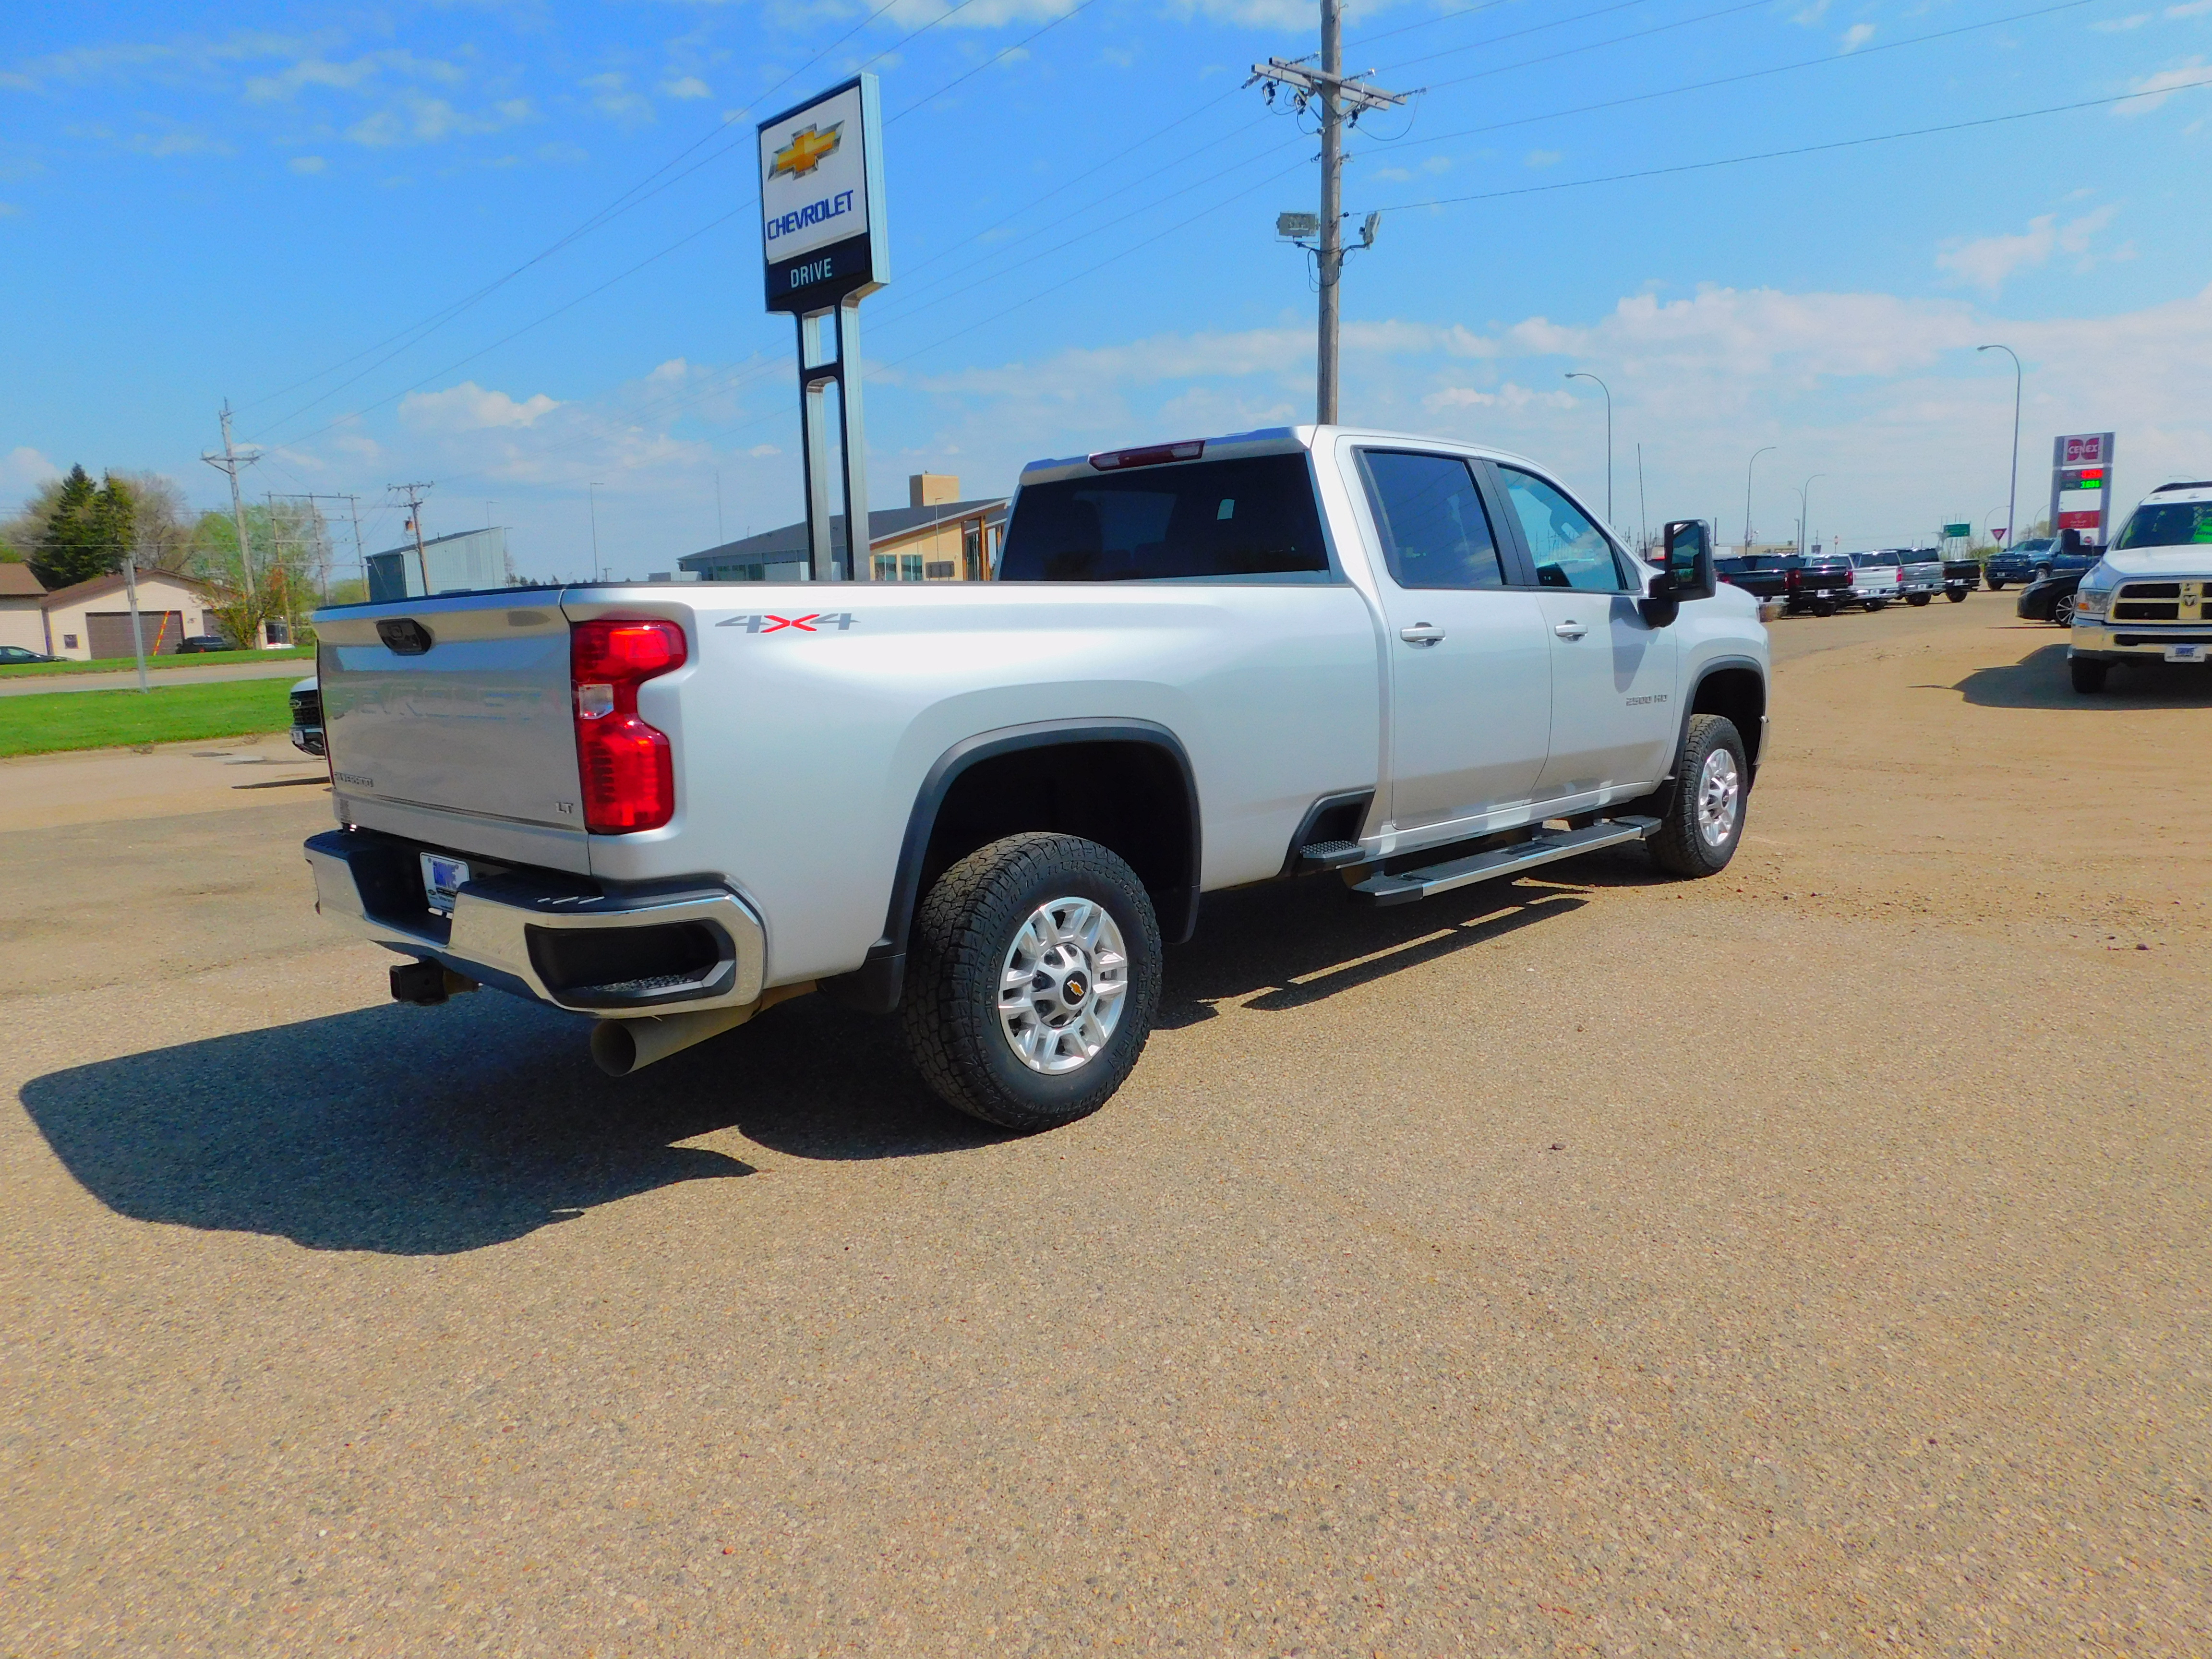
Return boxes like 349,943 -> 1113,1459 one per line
316,595 -> 590,871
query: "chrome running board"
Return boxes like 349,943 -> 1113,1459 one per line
1348,816 -> 1659,908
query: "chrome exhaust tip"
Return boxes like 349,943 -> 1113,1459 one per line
589,982 -> 814,1077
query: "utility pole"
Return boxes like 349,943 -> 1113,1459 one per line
120,545 -> 151,692
589,482 -> 605,581
391,482 -> 434,596
1250,5 -> 1410,424
201,400 -> 262,643
715,467 -> 725,547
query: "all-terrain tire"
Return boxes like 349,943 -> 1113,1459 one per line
1649,714 -> 1749,879
901,832 -> 1162,1132
1946,586 -> 1969,602
1908,592 -> 1933,607
1864,597 -> 1888,612
2069,655 -> 2108,694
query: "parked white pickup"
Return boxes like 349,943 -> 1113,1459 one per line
302,425 -> 1771,1129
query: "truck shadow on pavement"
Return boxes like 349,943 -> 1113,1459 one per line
1953,642 -> 2212,709
18,857 -> 1624,1257
17,990 -> 1002,1257
1159,868 -> 1599,1027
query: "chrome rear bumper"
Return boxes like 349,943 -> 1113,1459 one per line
305,827 -> 767,1015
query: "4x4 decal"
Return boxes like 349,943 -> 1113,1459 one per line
716,613 -> 858,634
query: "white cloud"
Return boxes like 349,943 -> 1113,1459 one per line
1840,22 -> 1876,49
1524,149 -> 1562,168
1936,206 -> 2117,290
1792,0 -> 1831,23
1,446 -> 59,491
661,75 -> 711,99
584,72 -> 654,125
2119,58 -> 2212,112
289,154 -> 325,174
400,382 -> 565,431
2167,0 -> 2212,15
748,444 -> 782,457
0,202 -> 19,217
244,50 -> 465,103
346,94 -> 533,147
2093,12 -> 2154,28
1424,383 -> 1575,412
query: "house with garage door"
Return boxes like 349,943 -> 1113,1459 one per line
35,569 -> 223,661
0,563 -> 48,654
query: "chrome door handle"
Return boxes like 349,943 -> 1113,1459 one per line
1553,621 -> 1588,640
1399,623 -> 1446,646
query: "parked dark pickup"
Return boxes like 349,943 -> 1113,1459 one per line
1942,549 -> 1980,600
1781,553 -> 1856,615
1714,554 -> 1792,600
1984,536 -> 2052,589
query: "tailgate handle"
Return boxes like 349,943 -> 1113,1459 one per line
377,618 -> 434,655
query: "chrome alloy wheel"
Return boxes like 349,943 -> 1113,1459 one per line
1696,745 -> 1742,849
998,896 -> 1129,1075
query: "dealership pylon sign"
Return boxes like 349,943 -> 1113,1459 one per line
759,75 -> 890,581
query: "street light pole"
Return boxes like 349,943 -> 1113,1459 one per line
1564,372 -> 1612,524
1744,445 -> 1776,550
1977,344 -> 2022,547
589,482 -> 605,581
1797,474 -> 1825,557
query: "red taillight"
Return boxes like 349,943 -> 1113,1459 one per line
572,618 -> 686,833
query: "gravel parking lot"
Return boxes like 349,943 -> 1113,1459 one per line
3,594 -> 2206,1655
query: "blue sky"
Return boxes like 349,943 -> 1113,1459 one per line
3,0 -> 2209,576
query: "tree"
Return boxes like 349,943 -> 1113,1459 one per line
0,466 -> 186,587
28,466 -> 125,589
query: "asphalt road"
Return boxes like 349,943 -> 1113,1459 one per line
0,657 -> 312,697
2,596 -> 2205,1655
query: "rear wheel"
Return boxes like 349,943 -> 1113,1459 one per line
2069,656 -> 2108,694
1649,714 -> 1748,879
1946,587 -> 1968,603
1908,592 -> 1932,607
902,832 -> 1162,1132
1812,599 -> 1838,617
1864,597 -> 1888,612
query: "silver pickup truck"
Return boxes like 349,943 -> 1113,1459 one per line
303,425 -> 1770,1130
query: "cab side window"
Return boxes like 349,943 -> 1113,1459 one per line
1497,467 -> 1628,592
1356,450 -> 1506,590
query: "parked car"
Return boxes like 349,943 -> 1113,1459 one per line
1782,553 -> 1857,615
1887,546 -> 1945,605
2066,479 -> 2212,691
0,645 -> 60,665
301,425 -> 1770,1130
1843,552 -> 1902,610
1715,553 -> 1791,600
1984,536 -> 2049,590
1982,540 -> 2044,592
178,634 -> 238,654
2017,568 -> 2086,626
289,676 -> 324,757
1941,548 -> 1980,600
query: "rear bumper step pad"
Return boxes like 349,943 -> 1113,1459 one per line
1349,816 -> 1659,907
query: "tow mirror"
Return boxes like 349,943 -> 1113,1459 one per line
1664,520 -> 1717,601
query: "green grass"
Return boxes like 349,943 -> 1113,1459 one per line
0,646 -> 314,680
0,677 -> 299,757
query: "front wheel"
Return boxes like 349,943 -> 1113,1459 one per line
1649,714 -> 1748,878
2069,656 -> 2108,693
2052,592 -> 2076,627
902,832 -> 1162,1132
1987,579 -> 2007,591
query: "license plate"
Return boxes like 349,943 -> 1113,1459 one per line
2166,644 -> 2205,663
421,853 -> 470,914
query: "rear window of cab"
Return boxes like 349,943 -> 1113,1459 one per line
998,455 -> 1331,581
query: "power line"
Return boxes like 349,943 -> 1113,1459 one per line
1374,72 -> 2212,214
1358,0 -> 2106,158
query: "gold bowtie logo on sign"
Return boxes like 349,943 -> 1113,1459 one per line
770,123 -> 843,180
